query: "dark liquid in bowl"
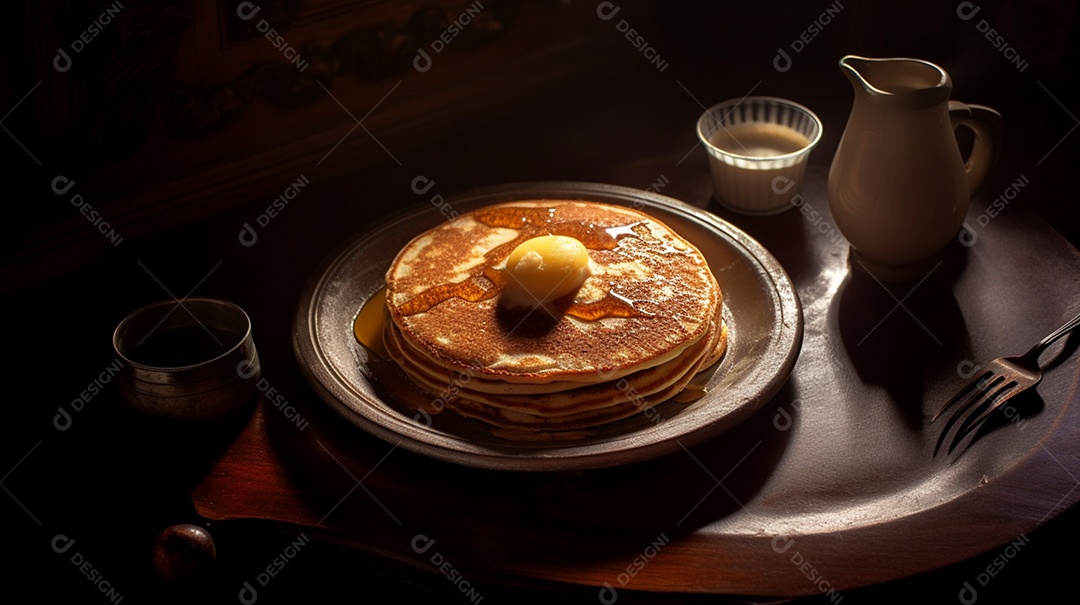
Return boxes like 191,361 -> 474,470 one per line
129,326 -> 240,367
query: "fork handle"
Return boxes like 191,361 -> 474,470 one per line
1024,311 -> 1080,362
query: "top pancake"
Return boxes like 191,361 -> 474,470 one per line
384,200 -> 721,384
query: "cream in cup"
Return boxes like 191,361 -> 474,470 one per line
697,96 -> 822,215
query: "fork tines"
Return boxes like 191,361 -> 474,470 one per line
932,369 -> 1018,455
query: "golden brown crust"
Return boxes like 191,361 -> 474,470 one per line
381,200 -> 725,430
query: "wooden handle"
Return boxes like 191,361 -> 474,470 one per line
151,524 -> 217,584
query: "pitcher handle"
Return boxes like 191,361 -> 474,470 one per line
949,101 -> 1003,194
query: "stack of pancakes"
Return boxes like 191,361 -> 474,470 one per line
383,200 -> 726,432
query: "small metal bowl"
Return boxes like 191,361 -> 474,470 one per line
113,298 -> 261,420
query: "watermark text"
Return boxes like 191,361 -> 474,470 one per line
53,1 -> 124,72
238,174 -> 309,246
413,1 -> 485,72
771,536 -> 843,603
958,533 -> 1029,603
598,533 -> 669,603
412,534 -> 484,603
958,173 -> 1029,246
773,1 -> 843,72
238,533 -> 310,604
53,176 -> 123,247
52,534 -> 125,603
54,358 -> 125,431
597,2 -> 669,73
957,2 -> 1029,72
236,2 -> 309,71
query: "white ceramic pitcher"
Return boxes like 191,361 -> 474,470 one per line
828,55 -> 1001,275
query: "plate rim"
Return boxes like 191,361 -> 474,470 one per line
292,181 -> 804,471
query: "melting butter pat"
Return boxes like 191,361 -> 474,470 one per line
503,235 -> 590,306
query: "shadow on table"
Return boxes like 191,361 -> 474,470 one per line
262,366 -> 799,568
952,327 -> 1080,456
833,244 -> 970,433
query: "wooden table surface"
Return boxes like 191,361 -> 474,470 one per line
185,168 -> 1080,602
5,3 -> 1080,603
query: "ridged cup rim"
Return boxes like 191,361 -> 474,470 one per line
696,96 -> 823,163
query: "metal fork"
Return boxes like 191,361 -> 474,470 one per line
932,311 -> 1080,454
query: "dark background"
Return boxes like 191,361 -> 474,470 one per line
3,0 -> 1078,603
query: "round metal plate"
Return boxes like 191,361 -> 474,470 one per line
292,182 -> 802,471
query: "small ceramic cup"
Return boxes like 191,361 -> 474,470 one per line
697,96 -> 822,215
112,298 -> 261,420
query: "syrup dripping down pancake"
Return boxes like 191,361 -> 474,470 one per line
381,200 -> 725,430
385,202 -> 721,380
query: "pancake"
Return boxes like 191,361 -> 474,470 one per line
401,319 -> 724,430
381,200 -> 725,431
386,202 -> 720,379
384,315 -> 724,417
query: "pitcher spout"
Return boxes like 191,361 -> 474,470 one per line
838,55 -> 874,91
839,54 -> 952,108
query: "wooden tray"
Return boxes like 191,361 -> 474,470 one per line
192,182 -> 1080,597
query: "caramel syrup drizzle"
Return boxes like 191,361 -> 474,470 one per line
397,206 -> 652,320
